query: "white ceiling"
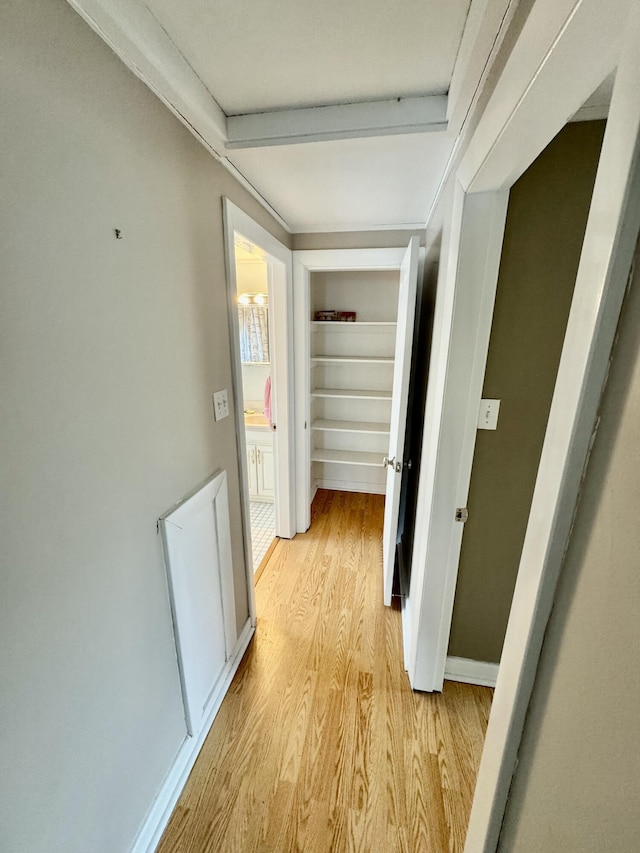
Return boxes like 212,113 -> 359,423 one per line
145,0 -> 472,114
74,0 -> 481,232
227,131 -> 455,232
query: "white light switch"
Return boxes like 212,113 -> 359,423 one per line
478,398 -> 500,430
213,389 -> 229,421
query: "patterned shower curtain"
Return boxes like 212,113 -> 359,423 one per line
238,304 -> 270,363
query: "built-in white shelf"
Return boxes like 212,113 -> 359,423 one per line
311,387 -> 392,400
311,449 -> 383,467
312,419 -> 390,434
311,355 -> 394,364
309,271 -> 399,492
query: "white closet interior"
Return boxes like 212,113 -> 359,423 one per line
309,269 -> 400,495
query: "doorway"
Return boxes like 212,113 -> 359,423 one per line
292,242 -> 422,611
410,3 -> 640,847
223,200 -> 295,618
233,234 -> 277,577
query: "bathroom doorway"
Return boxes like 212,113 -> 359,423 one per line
234,235 -> 277,577
223,200 -> 296,610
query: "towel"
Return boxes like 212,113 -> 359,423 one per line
264,374 -> 272,427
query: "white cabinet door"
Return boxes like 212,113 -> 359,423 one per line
246,429 -> 274,502
257,441 -> 275,499
382,237 -> 420,606
246,443 -> 259,498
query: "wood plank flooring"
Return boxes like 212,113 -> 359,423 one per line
157,490 -> 492,852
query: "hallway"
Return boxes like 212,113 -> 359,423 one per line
157,490 -> 492,852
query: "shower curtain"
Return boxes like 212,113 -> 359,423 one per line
238,304 -> 269,363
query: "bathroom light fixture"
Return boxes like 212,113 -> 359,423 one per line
237,292 -> 268,305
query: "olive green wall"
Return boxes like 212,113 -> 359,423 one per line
448,121 -> 606,663
498,235 -> 640,852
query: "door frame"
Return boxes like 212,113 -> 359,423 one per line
223,199 -> 295,622
292,247 -> 408,533
405,0 -> 640,849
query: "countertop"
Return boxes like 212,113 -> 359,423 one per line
244,410 -> 269,428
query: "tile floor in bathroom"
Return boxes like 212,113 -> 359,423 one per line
249,500 -> 275,572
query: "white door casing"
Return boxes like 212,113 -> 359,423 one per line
292,247 -> 408,533
406,188 -> 508,687
382,237 -> 420,606
223,199 -> 295,625
398,0 -> 640,850
466,3 -> 640,849
407,0 -> 630,693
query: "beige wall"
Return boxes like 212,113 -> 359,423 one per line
0,1 -> 287,851
448,122 -> 605,663
293,229 -> 424,250
498,236 -> 640,851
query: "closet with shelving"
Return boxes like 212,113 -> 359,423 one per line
309,269 -> 400,494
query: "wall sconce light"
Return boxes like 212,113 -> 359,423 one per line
237,292 -> 268,305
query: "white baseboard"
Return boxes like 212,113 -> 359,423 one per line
444,656 -> 499,688
130,619 -> 255,853
315,477 -> 386,495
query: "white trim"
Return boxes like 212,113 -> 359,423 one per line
129,619 -> 254,853
460,0 -> 625,193
408,187 -> 508,692
220,158 -> 292,233
293,247 -> 408,533
424,0 -> 520,234
293,222 -> 427,234
447,0 -> 516,132
293,247 -> 407,271
314,478 -> 386,496
465,5 -> 640,849
222,200 -> 296,625
158,469 -> 237,735
64,0 -> 226,148
226,96 -> 447,148
293,256 -> 311,533
444,656 -> 499,688
65,0 -> 292,234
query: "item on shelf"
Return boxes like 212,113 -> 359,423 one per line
315,310 -> 338,321
338,311 -> 356,322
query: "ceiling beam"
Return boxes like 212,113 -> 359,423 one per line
225,96 -> 448,149
66,0 -> 228,153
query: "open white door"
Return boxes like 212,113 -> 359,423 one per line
382,237 -> 420,606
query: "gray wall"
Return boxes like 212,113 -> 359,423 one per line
293,229 -> 424,250
498,236 -> 640,852
0,1 -> 288,851
448,121 -> 605,663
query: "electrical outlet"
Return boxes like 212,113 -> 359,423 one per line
478,398 -> 500,430
213,389 -> 229,421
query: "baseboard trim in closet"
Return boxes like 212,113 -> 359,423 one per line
315,478 -> 386,495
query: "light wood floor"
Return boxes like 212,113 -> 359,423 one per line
157,490 -> 492,852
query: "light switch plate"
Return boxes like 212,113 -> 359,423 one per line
478,398 -> 500,430
213,389 -> 229,421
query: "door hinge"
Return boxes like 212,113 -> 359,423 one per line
455,507 -> 469,523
